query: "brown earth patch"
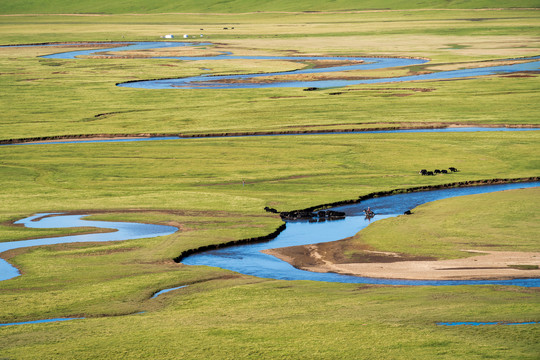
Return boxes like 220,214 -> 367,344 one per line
264,244 -> 540,280
347,87 -> 435,92
269,96 -> 306,99
263,238 -> 435,270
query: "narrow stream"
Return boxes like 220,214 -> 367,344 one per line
2,127 -> 538,146
0,213 -> 178,281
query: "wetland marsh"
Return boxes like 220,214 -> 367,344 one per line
0,2 -> 539,359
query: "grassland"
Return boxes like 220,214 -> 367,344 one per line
1,10 -> 539,140
0,3 -> 539,359
1,0 -> 538,15
355,188 -> 540,259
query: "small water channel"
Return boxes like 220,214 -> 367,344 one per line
4,41 -> 539,90
0,213 -> 178,281
0,317 -> 84,327
437,321 -> 540,326
2,127 -> 539,146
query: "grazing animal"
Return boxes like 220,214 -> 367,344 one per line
426,171 -> 434,176
449,167 -> 458,172
441,169 -> 448,174
434,169 -> 441,174
419,169 -> 428,175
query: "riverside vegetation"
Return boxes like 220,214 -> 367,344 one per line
0,1 -> 539,359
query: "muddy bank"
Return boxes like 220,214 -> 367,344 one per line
2,123 -> 538,145
264,245 -> 540,280
173,223 -> 286,263
262,238 -> 436,268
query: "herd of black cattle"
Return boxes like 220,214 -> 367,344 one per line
419,167 -> 458,176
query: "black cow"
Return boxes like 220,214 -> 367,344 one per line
419,169 -> 428,175
449,167 -> 458,172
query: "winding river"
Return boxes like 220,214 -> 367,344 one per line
1,41 -> 539,288
4,41 -> 540,89
2,182 -> 538,287
182,182 -> 540,287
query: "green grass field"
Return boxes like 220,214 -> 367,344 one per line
1,0 -> 539,14
0,1 -> 539,359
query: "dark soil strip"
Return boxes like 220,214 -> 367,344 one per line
173,223 -> 286,263
295,177 -> 540,214
2,124 -> 538,145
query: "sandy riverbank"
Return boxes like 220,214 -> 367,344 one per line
263,245 -> 540,281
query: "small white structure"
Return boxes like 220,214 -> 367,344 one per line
183,34 -> 189,39
163,34 -> 174,39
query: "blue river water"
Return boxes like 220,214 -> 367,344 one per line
2,127 -> 539,146
0,317 -> 84,327
2,182 -> 538,287
4,41 -> 539,90
182,182 -> 540,287
0,213 -> 178,281
151,285 -> 188,298
437,321 -> 540,326
2,42 -> 538,328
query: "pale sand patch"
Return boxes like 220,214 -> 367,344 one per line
264,247 -> 540,280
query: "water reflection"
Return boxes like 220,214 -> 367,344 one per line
183,182 -> 540,287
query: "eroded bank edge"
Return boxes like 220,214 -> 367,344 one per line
174,177 -> 539,263
2,124 -> 539,145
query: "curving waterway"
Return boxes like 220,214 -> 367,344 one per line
4,41 -> 539,89
2,182 -> 538,286
2,42 -> 539,330
1,43 -> 539,285
181,182 -> 540,287
2,126 -> 539,146
0,213 -> 177,282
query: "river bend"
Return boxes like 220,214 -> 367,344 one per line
4,41 -> 539,90
2,183 -> 538,286
182,182 -> 540,287
1,42 -> 538,286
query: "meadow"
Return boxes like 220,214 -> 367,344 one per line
0,2 -> 539,359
